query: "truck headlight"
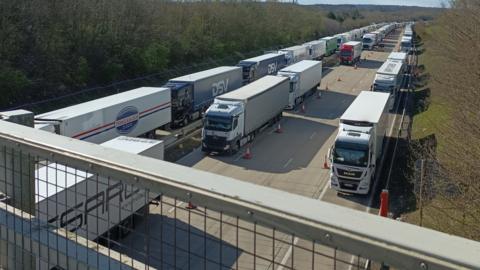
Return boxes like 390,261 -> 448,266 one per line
224,144 -> 230,150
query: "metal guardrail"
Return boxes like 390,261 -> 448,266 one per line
0,120 -> 479,270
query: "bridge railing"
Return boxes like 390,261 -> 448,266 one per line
0,120 -> 479,270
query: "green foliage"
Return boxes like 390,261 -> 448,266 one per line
0,67 -> 30,106
142,44 -> 169,73
0,1 -> 441,109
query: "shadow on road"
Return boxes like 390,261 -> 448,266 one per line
114,214 -> 241,270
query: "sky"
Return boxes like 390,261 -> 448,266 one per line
297,0 -> 446,8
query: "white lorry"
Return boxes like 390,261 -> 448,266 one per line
372,60 -> 405,110
329,91 -> 390,195
36,136 -> 164,241
362,33 -> 378,50
277,60 -> 322,109
34,87 -> 171,144
303,40 -> 326,60
279,45 -> 310,65
201,75 -> 289,154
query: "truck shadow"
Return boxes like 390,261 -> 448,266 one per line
356,58 -> 384,70
297,90 -> 357,120
113,213 -> 241,270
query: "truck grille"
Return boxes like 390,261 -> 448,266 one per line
204,135 -> 227,149
338,177 -> 360,190
336,168 -> 363,178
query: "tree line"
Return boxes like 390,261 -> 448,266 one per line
0,1 -> 439,110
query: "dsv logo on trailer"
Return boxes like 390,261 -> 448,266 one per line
115,106 -> 139,134
267,63 -> 277,74
212,79 -> 229,97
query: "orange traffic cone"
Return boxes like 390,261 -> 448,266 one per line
186,201 -> 197,210
275,122 -> 283,133
337,76 -> 341,82
379,189 -> 389,217
323,154 -> 330,169
243,145 -> 252,159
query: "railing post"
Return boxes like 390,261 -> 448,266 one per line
0,110 -> 35,269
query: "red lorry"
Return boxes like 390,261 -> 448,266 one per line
339,41 -> 363,65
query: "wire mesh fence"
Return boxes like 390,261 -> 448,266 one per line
0,143 -> 371,270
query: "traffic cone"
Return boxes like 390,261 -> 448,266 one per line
337,76 -> 341,82
323,154 -> 330,169
301,103 -> 306,113
379,189 -> 389,217
275,122 -> 283,133
243,145 -> 252,159
186,201 -> 197,210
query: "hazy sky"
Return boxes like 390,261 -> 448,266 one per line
298,0 -> 445,8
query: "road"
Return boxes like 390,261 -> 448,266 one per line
116,28 -> 406,270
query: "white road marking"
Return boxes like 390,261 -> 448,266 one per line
277,237 -> 300,270
168,201 -> 184,213
283,158 -> 293,168
309,132 -> 317,140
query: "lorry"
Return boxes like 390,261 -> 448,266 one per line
387,52 -> 408,73
279,45 -> 310,65
34,87 -> 171,144
329,91 -> 390,195
320,36 -> 338,56
335,33 -> 351,48
237,53 -> 286,84
165,66 -> 243,127
201,75 -> 289,154
303,40 -> 326,60
400,36 -> 413,53
372,60 -> 404,110
362,33 -> 378,50
339,41 -> 362,65
277,60 -> 322,109
35,136 -> 165,242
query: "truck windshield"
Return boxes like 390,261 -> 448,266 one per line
205,115 -> 232,132
333,141 -> 369,167
362,38 -> 372,43
340,50 -> 352,57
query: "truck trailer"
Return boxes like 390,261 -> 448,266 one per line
34,87 -> 171,144
329,91 -> 390,194
339,41 -> 362,65
279,45 -> 310,65
362,33 -> 378,50
320,36 -> 337,56
372,60 -> 404,110
201,75 -> 289,154
165,66 -> 243,127
277,60 -> 322,109
303,40 -> 326,60
237,53 -> 286,84
35,136 -> 165,242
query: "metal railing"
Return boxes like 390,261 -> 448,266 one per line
0,120 -> 479,270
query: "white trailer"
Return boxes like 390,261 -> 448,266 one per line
387,52 -> 408,66
277,60 -> 322,109
279,45 -> 310,65
35,136 -> 164,241
372,60 -> 405,110
34,87 -> 171,144
202,76 -> 289,154
303,40 -> 326,60
329,91 -> 390,194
